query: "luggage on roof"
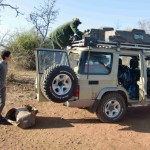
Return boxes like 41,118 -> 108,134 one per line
105,29 -> 150,45
79,27 -> 150,46
83,27 -> 114,42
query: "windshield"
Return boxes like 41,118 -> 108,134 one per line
38,50 -> 69,74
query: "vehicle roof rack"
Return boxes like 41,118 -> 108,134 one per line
71,28 -> 150,50
72,38 -> 150,50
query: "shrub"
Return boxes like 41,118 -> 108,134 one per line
8,29 -> 53,70
8,30 -> 39,70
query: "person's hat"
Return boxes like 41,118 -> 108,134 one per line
73,18 -> 82,24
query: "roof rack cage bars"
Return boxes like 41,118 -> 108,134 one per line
72,40 -> 150,50
97,41 -> 150,50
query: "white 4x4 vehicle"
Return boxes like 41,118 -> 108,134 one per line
35,28 -> 150,123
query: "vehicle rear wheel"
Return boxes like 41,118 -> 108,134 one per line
41,65 -> 78,103
96,93 -> 126,123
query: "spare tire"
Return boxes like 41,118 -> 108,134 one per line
41,65 -> 78,103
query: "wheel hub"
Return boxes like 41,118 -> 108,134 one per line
104,100 -> 121,118
52,74 -> 72,95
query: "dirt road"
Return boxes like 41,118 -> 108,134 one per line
1,66 -> 150,150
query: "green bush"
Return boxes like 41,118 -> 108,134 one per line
8,29 -> 53,70
42,38 -> 54,49
8,30 -> 39,70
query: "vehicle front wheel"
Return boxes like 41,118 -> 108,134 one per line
96,93 -> 126,123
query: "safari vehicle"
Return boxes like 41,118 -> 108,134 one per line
35,27 -> 150,123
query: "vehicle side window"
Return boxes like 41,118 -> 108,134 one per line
79,51 -> 112,75
68,52 -> 80,68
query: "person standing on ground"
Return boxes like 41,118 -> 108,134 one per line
50,18 -> 83,50
0,50 -> 11,124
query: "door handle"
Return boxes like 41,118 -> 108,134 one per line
89,81 -> 99,85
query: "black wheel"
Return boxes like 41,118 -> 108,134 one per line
41,65 -> 78,103
96,93 -> 126,123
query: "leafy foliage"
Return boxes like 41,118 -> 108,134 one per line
8,29 -> 53,70
8,30 -> 39,70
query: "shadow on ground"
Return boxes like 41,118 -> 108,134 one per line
118,105 -> 150,133
33,116 -> 100,129
33,116 -> 74,129
33,106 -> 150,133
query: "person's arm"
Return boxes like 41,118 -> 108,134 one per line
70,23 -> 83,36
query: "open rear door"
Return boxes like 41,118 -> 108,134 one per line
144,52 -> 150,102
138,51 -> 147,103
34,48 -> 70,101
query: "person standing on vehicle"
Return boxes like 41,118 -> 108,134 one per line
0,50 -> 11,124
49,18 -> 83,50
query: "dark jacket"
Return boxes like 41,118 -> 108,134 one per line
50,20 -> 83,49
0,60 -> 8,90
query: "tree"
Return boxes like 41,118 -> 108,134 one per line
0,1 -> 23,49
114,19 -> 122,30
28,0 -> 59,47
138,19 -> 150,34
0,30 -> 11,48
0,0 -> 23,16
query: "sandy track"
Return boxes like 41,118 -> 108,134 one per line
1,66 -> 150,150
